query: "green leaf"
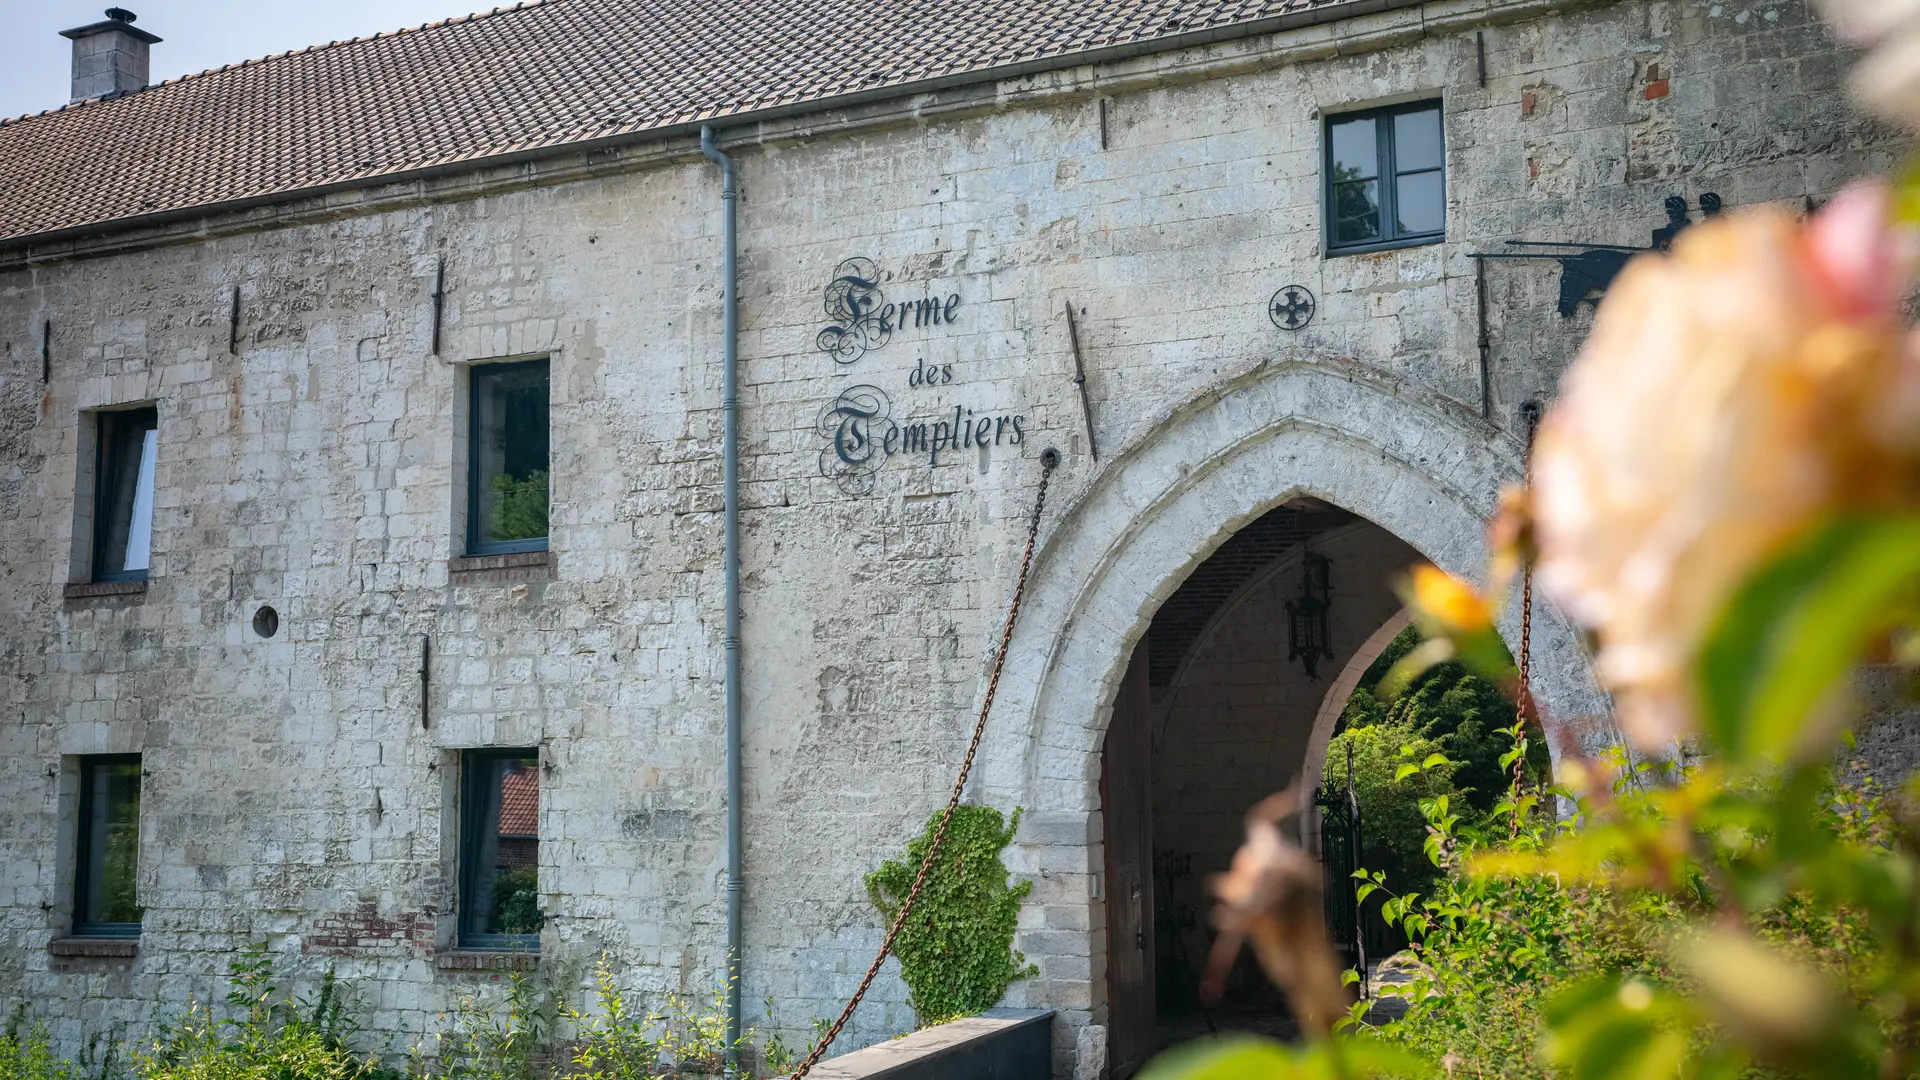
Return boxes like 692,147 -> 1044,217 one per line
1421,752 -> 1450,770
1697,514 -> 1920,763
1394,763 -> 1422,782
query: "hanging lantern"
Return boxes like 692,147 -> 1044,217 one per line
1286,551 -> 1334,679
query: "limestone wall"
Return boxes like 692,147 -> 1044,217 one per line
0,0 -> 1895,1071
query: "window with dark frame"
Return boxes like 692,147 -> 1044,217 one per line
93,408 -> 158,583
1325,101 -> 1446,254
74,755 -> 143,938
458,749 -> 543,949
468,360 -> 550,556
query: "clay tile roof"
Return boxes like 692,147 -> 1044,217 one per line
0,0 -> 1357,245
498,764 -> 539,838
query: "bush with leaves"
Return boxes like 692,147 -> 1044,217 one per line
1331,629 -> 1552,901
135,947 -> 390,1080
2,1013 -> 83,1080
864,806 -> 1036,1026
488,471 -> 549,542
1324,716 -> 1454,900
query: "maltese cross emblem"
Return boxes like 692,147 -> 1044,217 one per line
1269,285 -> 1316,331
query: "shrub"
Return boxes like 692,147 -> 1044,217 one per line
1,1015 -> 82,1080
135,948 -> 388,1080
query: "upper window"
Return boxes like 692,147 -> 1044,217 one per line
1324,101 -> 1445,254
93,408 -> 158,582
459,749 -> 543,949
468,360 -> 550,556
75,755 -> 143,937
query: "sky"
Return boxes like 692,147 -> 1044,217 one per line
0,0 -> 499,121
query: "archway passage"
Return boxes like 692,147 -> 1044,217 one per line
1100,497 -> 1424,1065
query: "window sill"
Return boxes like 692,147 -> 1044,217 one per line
449,550 -> 552,586
48,936 -> 138,958
63,580 -> 148,600
1326,234 -> 1444,258
436,949 -> 540,971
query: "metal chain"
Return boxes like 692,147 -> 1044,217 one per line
1517,401 -> 1541,725
1514,402 -> 1543,812
786,450 -> 1059,1080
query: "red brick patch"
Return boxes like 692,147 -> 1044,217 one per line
305,899 -> 435,956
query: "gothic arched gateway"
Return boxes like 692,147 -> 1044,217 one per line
973,358 -> 1611,1074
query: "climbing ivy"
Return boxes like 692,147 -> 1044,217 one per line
865,805 -> 1037,1026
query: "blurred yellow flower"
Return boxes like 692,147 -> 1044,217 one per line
1532,185 -> 1920,748
1408,563 -> 1495,634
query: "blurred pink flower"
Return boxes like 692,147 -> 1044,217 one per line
1531,185 -> 1920,748
1818,0 -> 1920,129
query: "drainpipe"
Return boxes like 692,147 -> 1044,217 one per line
699,124 -> 744,1078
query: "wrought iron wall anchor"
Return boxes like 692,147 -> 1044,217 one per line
429,255 -> 446,356
1062,301 -> 1099,461
1472,193 -> 1722,317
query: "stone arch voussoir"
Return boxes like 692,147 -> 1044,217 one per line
974,358 -> 1608,817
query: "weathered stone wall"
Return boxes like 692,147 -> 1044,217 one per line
0,0 -> 1898,1073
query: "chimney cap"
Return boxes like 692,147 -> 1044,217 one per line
60,9 -> 162,44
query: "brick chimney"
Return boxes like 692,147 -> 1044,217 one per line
59,8 -> 162,102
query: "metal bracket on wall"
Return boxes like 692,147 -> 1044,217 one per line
40,320 -> 50,383
419,633 -> 431,729
1063,301 -> 1099,461
1476,258 -> 1492,418
430,255 -> 446,356
227,285 -> 241,355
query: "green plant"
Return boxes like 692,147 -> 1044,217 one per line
1329,628 -> 1553,904
1,1019 -> 83,1080
437,973 -> 546,1080
556,962 -> 661,1080
864,805 -> 1036,1026
133,946 -> 390,1080
492,867 -> 543,937
553,960 -> 782,1080
488,470 -> 548,542
1325,712 -> 1455,899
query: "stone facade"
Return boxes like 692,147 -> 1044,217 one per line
0,0 -> 1900,1073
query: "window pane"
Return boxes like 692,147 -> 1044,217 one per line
1328,117 -> 1378,182
82,760 -> 142,926
95,410 -> 157,579
473,754 -> 542,937
473,363 -> 550,548
1393,107 -> 1443,173
1333,179 -> 1382,244
1395,170 -> 1445,235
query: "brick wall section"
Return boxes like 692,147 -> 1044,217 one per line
304,899 -> 436,958
1145,502 -> 1355,687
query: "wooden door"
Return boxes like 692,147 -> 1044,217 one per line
1102,641 -> 1155,1078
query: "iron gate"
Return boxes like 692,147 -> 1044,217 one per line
1315,780 -> 1363,968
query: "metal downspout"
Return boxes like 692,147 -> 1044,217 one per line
700,124 -> 745,1078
